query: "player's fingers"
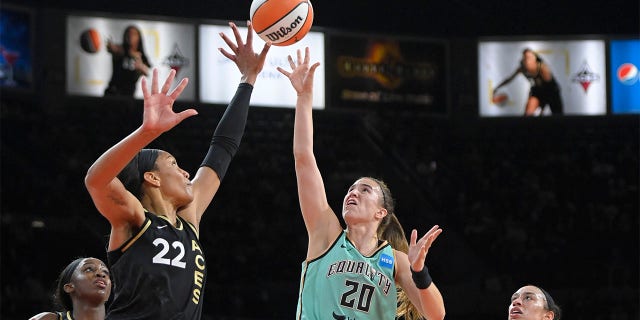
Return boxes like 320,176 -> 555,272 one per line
162,69 -> 176,94
141,76 -> 149,99
220,33 -> 238,53
230,22 -> 244,47
259,41 -> 272,61
276,66 -> 291,77
410,229 -> 418,246
304,47 -> 310,64
169,78 -> 188,100
245,20 -> 254,48
219,48 -> 236,61
151,68 -> 159,94
287,55 -> 296,69
176,109 -> 198,122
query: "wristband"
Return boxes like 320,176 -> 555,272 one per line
410,266 -> 433,289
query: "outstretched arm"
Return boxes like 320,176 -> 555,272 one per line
277,48 -> 341,259
396,226 -> 445,320
181,21 -> 271,228
85,69 -> 194,248
493,67 -> 521,94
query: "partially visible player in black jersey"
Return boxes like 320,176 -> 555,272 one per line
30,257 -> 111,320
494,48 -> 564,116
85,21 -> 271,320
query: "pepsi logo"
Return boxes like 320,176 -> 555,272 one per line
617,63 -> 639,85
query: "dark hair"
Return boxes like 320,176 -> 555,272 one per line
537,286 -> 562,320
122,25 -> 148,60
53,258 -> 84,311
117,149 -> 160,199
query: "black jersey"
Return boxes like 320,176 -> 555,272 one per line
55,311 -> 72,320
106,211 -> 206,320
104,53 -> 149,96
522,62 -> 563,114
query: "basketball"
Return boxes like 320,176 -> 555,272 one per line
492,93 -> 509,106
80,28 -> 101,53
250,0 -> 314,46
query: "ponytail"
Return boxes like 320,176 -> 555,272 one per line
369,177 -> 422,320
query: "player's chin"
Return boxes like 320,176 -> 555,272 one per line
178,192 -> 195,206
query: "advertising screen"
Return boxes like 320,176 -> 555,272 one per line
199,24 -> 325,109
478,39 -> 607,117
66,15 -> 196,100
0,5 -> 33,91
610,39 -> 640,114
326,34 -> 447,114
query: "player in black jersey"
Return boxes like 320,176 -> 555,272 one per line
85,21 -> 271,320
30,257 -> 111,320
493,48 -> 564,116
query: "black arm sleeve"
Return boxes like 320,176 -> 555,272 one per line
200,83 -> 253,180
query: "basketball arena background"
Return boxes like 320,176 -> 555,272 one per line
1,0 -> 638,319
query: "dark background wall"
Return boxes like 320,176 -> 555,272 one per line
1,1 -> 639,319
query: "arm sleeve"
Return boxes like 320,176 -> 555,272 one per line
200,82 -> 253,180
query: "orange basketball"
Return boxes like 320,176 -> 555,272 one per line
80,28 -> 101,53
492,93 -> 508,106
250,0 -> 314,46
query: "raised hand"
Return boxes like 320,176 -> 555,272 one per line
277,47 -> 320,95
408,225 -> 443,272
219,21 -> 271,84
140,68 -> 197,135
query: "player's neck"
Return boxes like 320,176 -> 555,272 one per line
142,199 -> 178,226
346,228 -> 379,256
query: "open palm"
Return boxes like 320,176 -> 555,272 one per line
140,68 -> 197,134
408,225 -> 442,271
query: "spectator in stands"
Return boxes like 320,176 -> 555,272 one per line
277,47 -> 446,320
508,284 -> 562,320
85,21 -> 270,319
493,48 -> 563,116
29,257 -> 111,320
104,25 -> 151,96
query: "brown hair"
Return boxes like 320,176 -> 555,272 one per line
367,177 -> 421,320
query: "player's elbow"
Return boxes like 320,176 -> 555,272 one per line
423,301 -> 446,320
424,310 -> 446,320
84,168 -> 98,191
293,145 -> 314,163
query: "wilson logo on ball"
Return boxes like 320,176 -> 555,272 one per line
250,0 -> 314,46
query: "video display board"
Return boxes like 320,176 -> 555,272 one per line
610,39 -> 640,114
199,24 -> 325,109
478,39 -> 607,116
326,34 -> 447,114
66,15 -> 196,100
0,5 -> 33,91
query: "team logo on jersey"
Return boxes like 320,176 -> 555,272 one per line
379,253 -> 394,269
617,63 -> 639,85
571,61 -> 600,93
